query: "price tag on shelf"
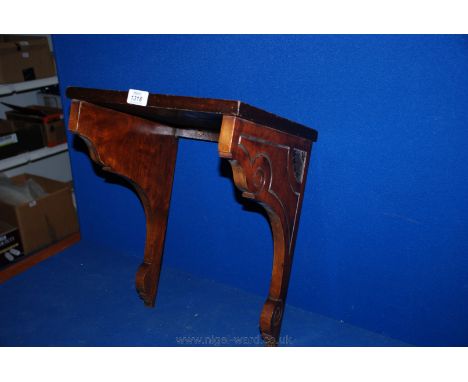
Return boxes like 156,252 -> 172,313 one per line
127,89 -> 149,106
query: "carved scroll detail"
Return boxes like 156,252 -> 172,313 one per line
219,116 -> 312,346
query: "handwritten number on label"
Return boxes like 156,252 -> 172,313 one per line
127,89 -> 149,106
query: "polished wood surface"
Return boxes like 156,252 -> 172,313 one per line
67,87 -> 318,346
219,116 -> 311,345
69,101 -> 178,307
67,87 -> 318,141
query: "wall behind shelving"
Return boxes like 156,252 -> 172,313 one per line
53,35 -> 468,346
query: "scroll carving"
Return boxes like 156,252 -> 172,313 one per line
219,116 -> 312,346
68,98 -> 315,347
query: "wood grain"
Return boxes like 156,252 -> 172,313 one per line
67,87 -> 318,141
67,88 -> 317,346
219,116 -> 312,346
69,101 -> 178,307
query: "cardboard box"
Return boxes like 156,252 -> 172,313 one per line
9,120 -> 45,152
0,221 -> 24,268
6,105 -> 66,147
37,92 -> 62,109
0,118 -> 44,156
0,35 -> 56,84
0,174 -> 79,254
0,119 -> 22,159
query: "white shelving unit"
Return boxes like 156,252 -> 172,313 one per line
0,143 -> 67,171
0,76 -> 58,96
0,76 -> 60,119
0,144 -> 72,182
0,75 -> 72,182
0,36 -> 79,283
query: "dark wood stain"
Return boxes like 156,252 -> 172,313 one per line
66,87 -> 318,141
67,88 -> 318,346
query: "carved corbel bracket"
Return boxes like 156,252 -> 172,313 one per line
68,101 -> 178,307
218,116 -> 312,346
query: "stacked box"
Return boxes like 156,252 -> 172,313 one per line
0,35 -> 56,84
0,120 -> 21,159
6,105 -> 66,147
0,174 -> 79,254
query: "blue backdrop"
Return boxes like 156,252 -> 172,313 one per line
52,35 -> 468,346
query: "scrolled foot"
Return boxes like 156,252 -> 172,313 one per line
260,298 -> 285,347
136,262 -> 157,307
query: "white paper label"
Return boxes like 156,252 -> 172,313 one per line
22,52 -> 30,58
127,89 -> 149,106
0,133 -> 18,147
28,200 -> 37,208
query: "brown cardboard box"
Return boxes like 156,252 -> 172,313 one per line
41,119 -> 67,147
0,120 -> 22,159
0,174 -> 79,254
6,105 -> 66,147
0,35 -> 56,84
0,220 -> 24,268
8,119 -> 45,152
0,118 -> 44,157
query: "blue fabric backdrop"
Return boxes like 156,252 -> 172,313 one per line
53,35 -> 468,346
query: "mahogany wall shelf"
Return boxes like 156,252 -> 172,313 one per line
66,87 -> 318,346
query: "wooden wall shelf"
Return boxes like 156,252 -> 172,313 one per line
66,86 -> 318,346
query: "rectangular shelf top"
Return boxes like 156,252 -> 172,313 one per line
67,87 -> 318,141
